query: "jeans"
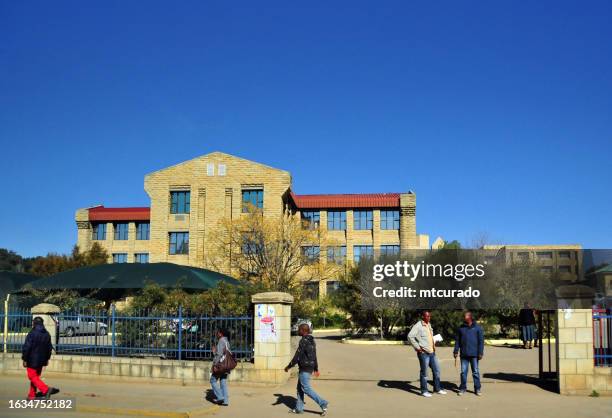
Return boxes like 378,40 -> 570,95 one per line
210,373 -> 229,405
459,357 -> 481,392
296,371 -> 328,413
417,352 -> 441,394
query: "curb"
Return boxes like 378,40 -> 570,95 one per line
77,404 -> 220,418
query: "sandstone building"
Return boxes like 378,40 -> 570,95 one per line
75,152 -> 432,296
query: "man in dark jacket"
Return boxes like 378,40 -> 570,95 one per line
284,324 -> 328,415
453,311 -> 484,396
22,317 -> 59,399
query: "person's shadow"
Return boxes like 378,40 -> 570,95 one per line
378,380 -> 458,395
272,393 -> 321,414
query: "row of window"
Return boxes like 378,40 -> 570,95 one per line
302,210 -> 400,231
169,190 -> 265,215
92,222 -> 150,241
301,244 -> 401,264
112,253 -> 149,263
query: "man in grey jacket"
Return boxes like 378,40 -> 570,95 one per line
408,311 -> 446,397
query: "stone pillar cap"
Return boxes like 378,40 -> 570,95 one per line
31,303 -> 61,314
251,292 -> 294,304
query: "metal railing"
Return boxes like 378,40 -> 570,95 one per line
593,308 -> 611,367
2,304 -> 253,362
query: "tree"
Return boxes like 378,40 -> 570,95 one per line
205,207 -> 341,293
29,243 -> 109,277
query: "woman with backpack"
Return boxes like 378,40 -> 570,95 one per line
210,328 -> 231,406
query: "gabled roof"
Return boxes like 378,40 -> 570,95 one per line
88,206 -> 150,222
290,192 -> 401,209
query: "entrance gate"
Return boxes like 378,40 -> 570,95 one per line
538,310 -> 558,387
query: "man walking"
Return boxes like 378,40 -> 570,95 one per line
284,323 -> 328,415
22,317 -> 59,399
408,311 -> 447,397
453,311 -> 484,396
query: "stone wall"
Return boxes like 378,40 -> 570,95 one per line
557,309 -> 612,395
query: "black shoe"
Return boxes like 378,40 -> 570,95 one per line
45,388 -> 60,399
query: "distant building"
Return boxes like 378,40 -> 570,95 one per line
481,244 -> 583,281
75,152 -> 433,296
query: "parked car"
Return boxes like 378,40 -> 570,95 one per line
291,318 -> 313,335
58,314 -> 108,337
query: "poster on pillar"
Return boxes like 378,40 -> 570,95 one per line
256,304 -> 278,342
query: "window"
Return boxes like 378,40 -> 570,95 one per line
242,189 -> 263,212
536,251 -> 553,260
540,266 -> 553,275
136,222 -> 150,240
558,251 -> 571,259
301,211 -> 320,229
170,191 -> 191,214
302,246 -> 320,264
380,245 -> 400,257
169,232 -> 189,255
327,246 -> 346,265
218,164 -> 226,176
516,252 -> 530,261
207,163 -> 215,176
114,223 -> 129,240
327,211 -> 346,230
112,253 -> 127,263
353,211 -> 373,230
303,282 -> 319,300
92,223 -> 106,240
558,265 -> 572,273
134,253 -> 149,263
326,281 -> 340,296
354,245 -> 373,263
380,210 -> 400,230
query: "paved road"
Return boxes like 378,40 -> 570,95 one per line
0,333 -> 609,418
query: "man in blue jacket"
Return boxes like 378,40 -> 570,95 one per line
22,317 -> 59,399
453,311 -> 484,396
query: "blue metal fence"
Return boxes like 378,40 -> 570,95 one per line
593,309 -> 611,367
2,305 -> 253,362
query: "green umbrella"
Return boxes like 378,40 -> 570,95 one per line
24,263 -> 239,291
0,271 -> 40,300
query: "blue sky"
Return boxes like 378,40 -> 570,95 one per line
1,1 -> 611,257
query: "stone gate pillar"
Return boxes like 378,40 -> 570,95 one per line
251,292 -> 293,384
31,303 -> 61,353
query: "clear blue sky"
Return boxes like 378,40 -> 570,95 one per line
1,1 -> 611,257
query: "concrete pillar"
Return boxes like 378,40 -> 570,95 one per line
555,285 -> 612,395
251,292 -> 293,384
31,303 -> 61,353
399,192 -> 417,249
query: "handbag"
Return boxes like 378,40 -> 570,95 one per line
212,346 -> 237,375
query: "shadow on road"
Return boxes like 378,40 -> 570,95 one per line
378,380 -> 458,395
272,393 -> 321,414
483,373 -> 558,393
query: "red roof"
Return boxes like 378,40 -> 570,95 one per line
88,206 -> 150,222
290,192 -> 401,209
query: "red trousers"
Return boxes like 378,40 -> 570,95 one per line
27,367 -> 48,399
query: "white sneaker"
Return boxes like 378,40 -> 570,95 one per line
475,391 -> 482,396
422,392 -> 432,398
436,390 -> 448,395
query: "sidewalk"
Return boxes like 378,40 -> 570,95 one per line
1,372 -> 610,418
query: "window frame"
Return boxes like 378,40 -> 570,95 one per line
354,245 -> 374,263
327,210 -> 347,231
170,191 -> 191,214
169,232 -> 189,255
301,211 -> 320,230
92,223 -> 107,240
136,222 -> 150,240
112,253 -> 127,263
380,210 -> 400,230
113,223 -> 129,240
326,246 -> 346,265
134,253 -> 149,263
242,189 -> 264,212
353,210 -> 373,230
